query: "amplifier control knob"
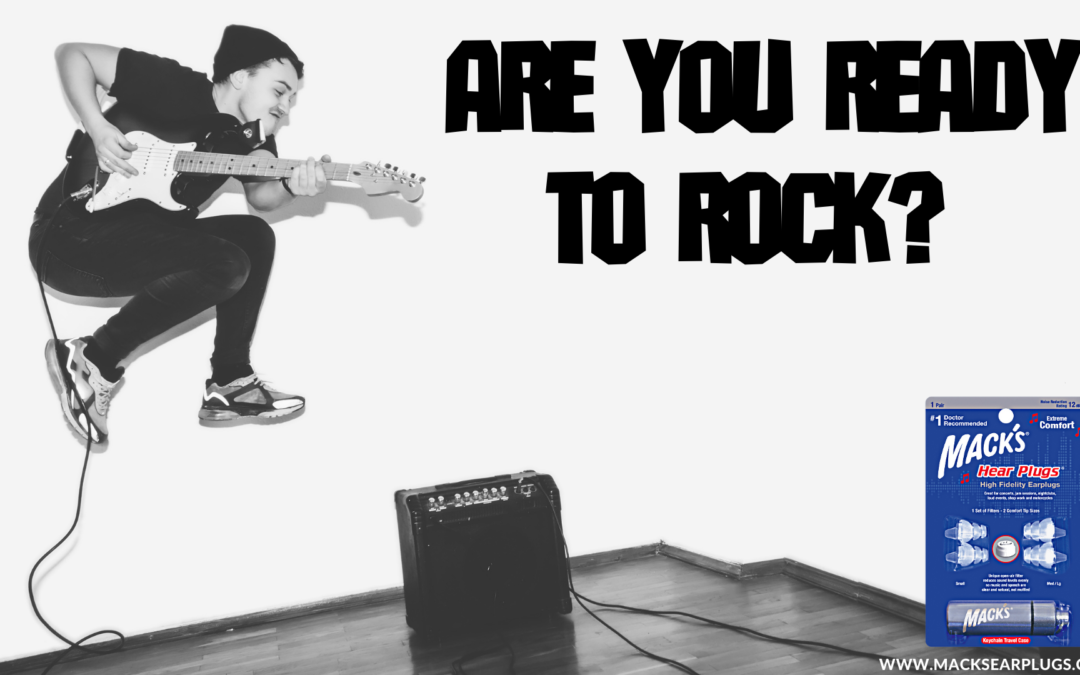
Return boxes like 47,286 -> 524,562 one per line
427,497 -> 437,511
500,487 -> 508,499
454,493 -> 463,506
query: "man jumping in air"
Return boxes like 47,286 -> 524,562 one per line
31,25 -> 328,443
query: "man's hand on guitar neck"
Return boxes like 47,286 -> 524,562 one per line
87,118 -> 139,179
283,155 -> 332,198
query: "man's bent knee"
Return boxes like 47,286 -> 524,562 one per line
203,250 -> 251,299
235,216 -> 276,260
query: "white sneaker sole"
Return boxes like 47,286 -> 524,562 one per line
198,404 -> 306,427
45,340 -> 104,445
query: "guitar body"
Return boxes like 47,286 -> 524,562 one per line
84,132 -> 196,212
63,108 -> 261,213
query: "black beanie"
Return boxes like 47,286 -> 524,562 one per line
212,25 -> 304,82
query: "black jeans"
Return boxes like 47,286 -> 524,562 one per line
29,200 -> 275,371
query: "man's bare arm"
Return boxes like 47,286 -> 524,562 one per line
243,152 -> 330,212
55,43 -> 138,177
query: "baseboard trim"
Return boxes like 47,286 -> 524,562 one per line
781,558 -> 924,625
0,543 -> 920,674
658,545 -> 787,579
657,544 -> 924,625
568,543 -> 661,569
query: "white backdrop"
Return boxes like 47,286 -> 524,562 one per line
1,0 -> 1077,662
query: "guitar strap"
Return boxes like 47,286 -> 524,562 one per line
61,129 -> 91,201
236,119 -> 265,149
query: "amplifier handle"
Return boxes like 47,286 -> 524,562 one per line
434,474 -> 514,490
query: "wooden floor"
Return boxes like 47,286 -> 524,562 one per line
7,555 -> 1030,675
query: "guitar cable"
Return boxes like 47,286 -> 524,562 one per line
533,485 -> 934,675
27,158 -> 909,674
28,182 -> 127,674
28,190 -> 924,675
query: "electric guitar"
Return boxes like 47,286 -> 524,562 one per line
62,111 -> 424,213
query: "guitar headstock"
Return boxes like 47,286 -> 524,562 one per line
348,162 -> 425,202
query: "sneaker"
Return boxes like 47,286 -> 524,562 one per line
44,338 -> 121,444
198,374 -> 305,425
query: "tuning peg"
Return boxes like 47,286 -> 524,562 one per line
419,176 -> 426,182
384,162 -> 392,169
392,166 -> 399,172
409,172 -> 416,179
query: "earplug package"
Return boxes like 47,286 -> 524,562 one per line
926,397 -> 1078,647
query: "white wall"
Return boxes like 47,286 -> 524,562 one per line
2,0 -> 1077,661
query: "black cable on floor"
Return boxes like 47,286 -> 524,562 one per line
534,485 -> 932,675
29,201 -> 127,674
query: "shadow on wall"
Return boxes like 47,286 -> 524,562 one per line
30,180 -> 424,365
220,178 -> 425,228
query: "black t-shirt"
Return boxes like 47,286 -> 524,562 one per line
36,48 -> 279,217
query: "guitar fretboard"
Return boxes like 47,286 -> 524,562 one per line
174,152 -> 357,180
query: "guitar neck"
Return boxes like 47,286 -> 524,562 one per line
175,151 -> 355,180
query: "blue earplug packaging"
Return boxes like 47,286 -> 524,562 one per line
926,397 -> 1078,647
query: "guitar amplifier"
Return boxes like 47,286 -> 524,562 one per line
394,470 -> 572,636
